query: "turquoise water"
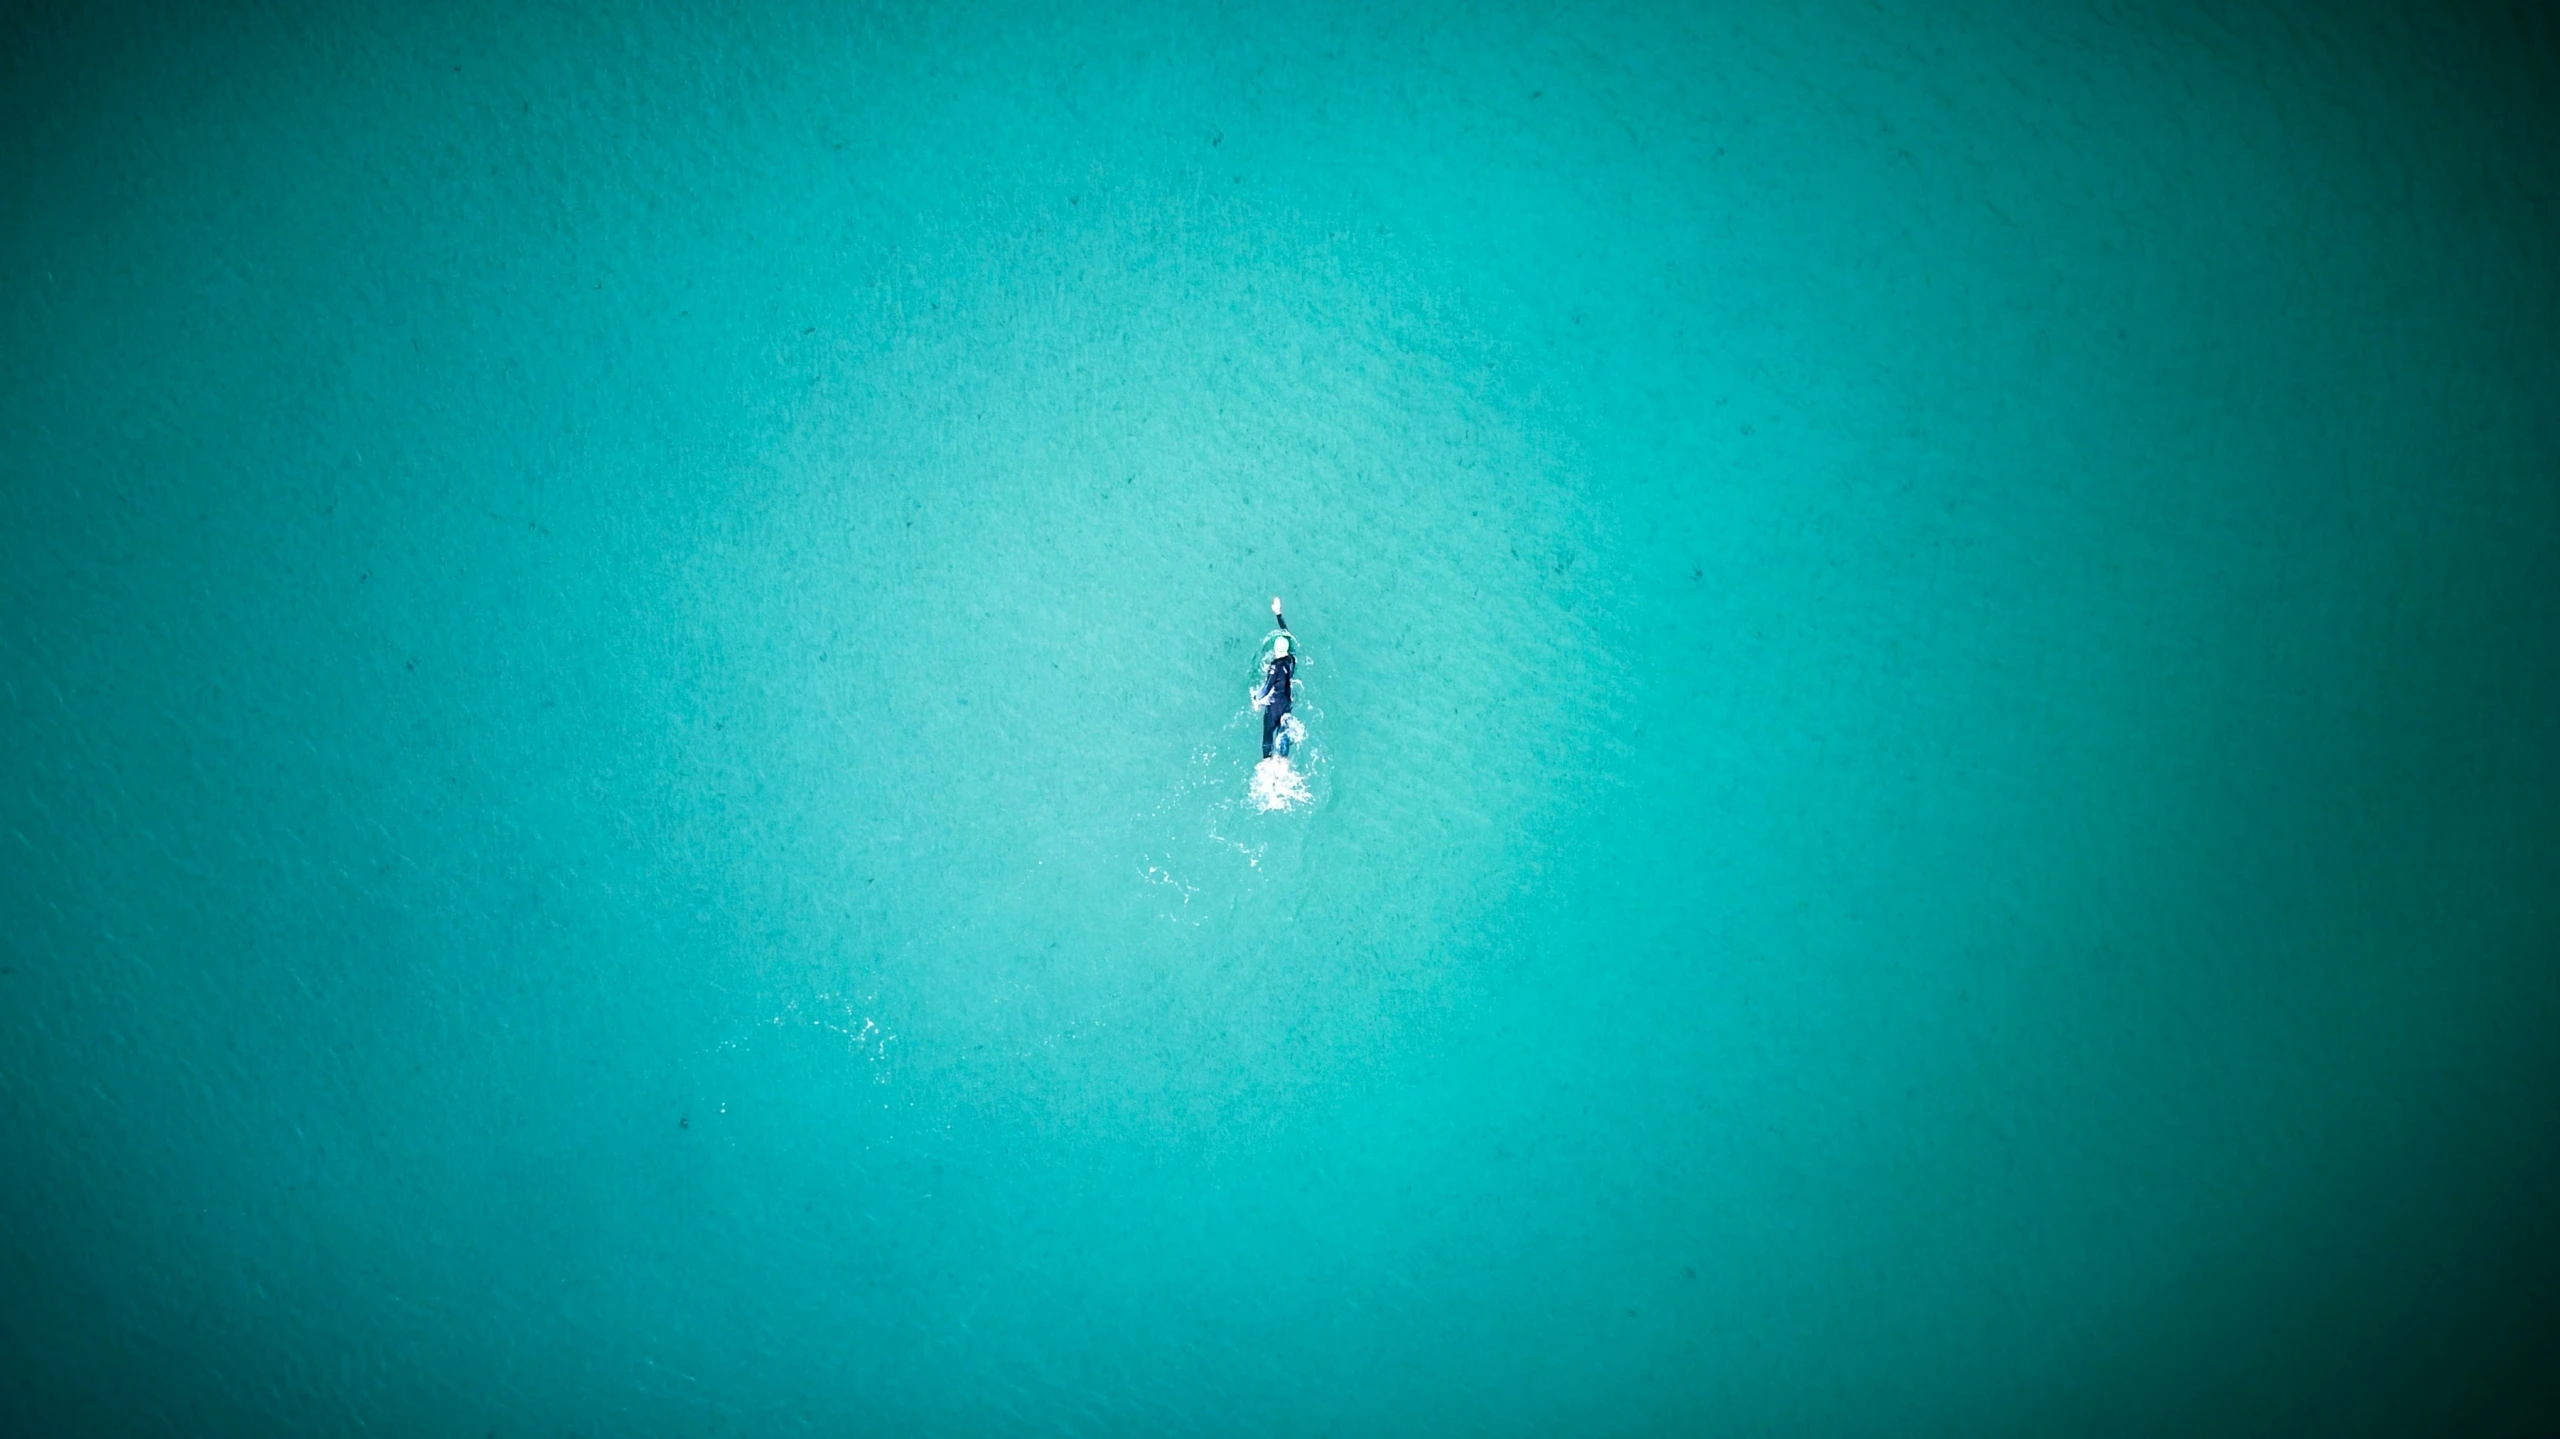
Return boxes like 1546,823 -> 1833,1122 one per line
5,1 -> 2558,1432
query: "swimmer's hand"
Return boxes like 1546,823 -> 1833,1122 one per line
1271,596 -> 1284,616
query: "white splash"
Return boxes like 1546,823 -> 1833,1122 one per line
1250,755 -> 1312,812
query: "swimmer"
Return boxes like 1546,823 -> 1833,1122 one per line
1255,595 -> 1297,758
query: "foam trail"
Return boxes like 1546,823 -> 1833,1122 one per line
1249,756 -> 1311,812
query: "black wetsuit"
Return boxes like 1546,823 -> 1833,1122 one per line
1260,620 -> 1296,758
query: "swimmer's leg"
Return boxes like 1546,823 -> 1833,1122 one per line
1262,703 -> 1280,758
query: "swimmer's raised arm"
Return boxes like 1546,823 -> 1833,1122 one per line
1271,595 -> 1286,628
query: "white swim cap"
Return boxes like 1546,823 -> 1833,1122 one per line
1273,636 -> 1290,657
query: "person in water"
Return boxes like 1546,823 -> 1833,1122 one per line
1256,595 -> 1297,759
